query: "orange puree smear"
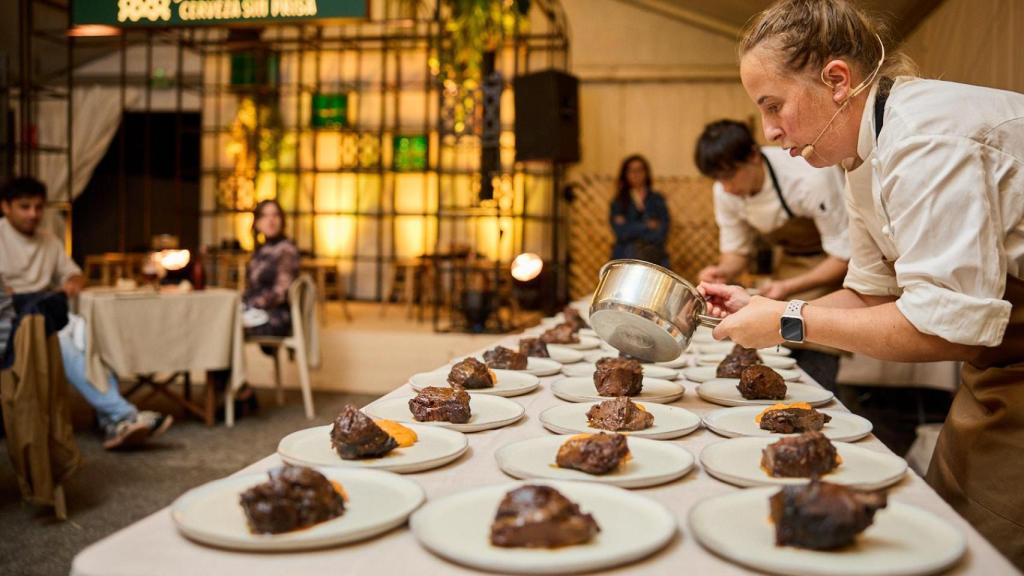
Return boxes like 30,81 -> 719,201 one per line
330,480 -> 349,502
755,402 -> 813,424
373,419 -> 418,447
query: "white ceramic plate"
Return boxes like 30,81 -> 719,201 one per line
410,480 -> 677,574
579,328 -> 597,338
411,370 -> 539,397
172,467 -> 425,551
552,377 -> 686,404
540,402 -> 701,440
277,424 -> 469,474
689,487 -> 965,576
496,435 -> 695,488
698,379 -> 833,407
362,395 -> 525,433
697,354 -> 798,369
690,327 -> 719,344
694,342 -> 793,356
523,357 -> 562,377
546,345 -> 584,364
655,354 -> 689,369
703,406 -> 873,442
682,366 -> 801,383
700,437 -> 907,490
561,362 -> 679,381
560,336 -> 601,351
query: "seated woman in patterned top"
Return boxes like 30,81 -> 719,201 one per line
244,199 -> 300,340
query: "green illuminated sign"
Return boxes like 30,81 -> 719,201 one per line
393,135 -> 429,171
73,1 -> 368,27
311,93 -> 349,128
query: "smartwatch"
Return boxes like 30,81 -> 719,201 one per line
780,299 -> 808,343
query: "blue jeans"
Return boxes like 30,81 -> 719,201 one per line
58,330 -> 137,429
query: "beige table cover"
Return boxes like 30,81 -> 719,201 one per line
79,288 -> 245,393
839,354 -> 960,392
71,317 -> 1017,576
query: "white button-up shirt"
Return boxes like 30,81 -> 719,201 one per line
843,78 -> 1024,347
714,146 -> 850,259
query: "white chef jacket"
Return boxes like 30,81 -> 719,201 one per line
843,78 -> 1024,347
714,146 -> 850,259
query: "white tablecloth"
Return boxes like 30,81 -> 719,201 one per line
79,288 -> 245,393
70,316 -> 1017,576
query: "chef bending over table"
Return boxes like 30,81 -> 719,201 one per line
699,0 -> 1024,567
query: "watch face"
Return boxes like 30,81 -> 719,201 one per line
781,316 -> 804,342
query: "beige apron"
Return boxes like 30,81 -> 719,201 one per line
926,274 -> 1024,567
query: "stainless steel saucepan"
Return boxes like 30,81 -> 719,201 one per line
589,259 -> 721,362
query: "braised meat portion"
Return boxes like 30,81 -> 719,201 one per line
408,386 -> 472,424
483,346 -> 528,370
447,357 -> 494,389
555,433 -> 630,475
539,323 -> 580,344
330,405 -> 399,460
593,357 -> 643,397
239,466 -> 345,534
770,479 -> 887,550
737,365 -> 788,400
586,397 -> 654,432
761,431 -> 840,478
563,307 -> 589,331
490,485 -> 600,548
759,403 -> 832,434
717,345 -> 763,378
518,337 -> 550,358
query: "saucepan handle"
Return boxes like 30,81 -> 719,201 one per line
697,314 -> 721,327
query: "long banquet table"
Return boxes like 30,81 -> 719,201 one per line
71,303 -> 1018,576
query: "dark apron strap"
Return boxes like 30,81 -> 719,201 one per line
874,77 -> 894,140
761,153 -> 795,219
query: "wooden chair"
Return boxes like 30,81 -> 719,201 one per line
231,275 -> 319,425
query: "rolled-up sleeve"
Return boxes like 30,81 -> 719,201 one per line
713,184 -> 754,255
881,135 -> 1011,346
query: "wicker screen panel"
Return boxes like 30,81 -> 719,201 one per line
568,174 -> 721,299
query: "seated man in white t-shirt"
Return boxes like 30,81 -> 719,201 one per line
0,177 -> 172,449
694,120 -> 851,389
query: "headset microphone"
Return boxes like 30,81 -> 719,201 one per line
797,34 -> 885,162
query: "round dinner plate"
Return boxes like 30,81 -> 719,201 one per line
700,437 -> 907,490
546,345 -> 584,364
562,361 -> 679,381
552,377 -> 686,404
277,423 -> 468,474
689,487 -> 965,576
362,395 -> 525,433
690,327 -> 719,344
410,480 -> 677,575
682,366 -> 801,383
411,370 -> 540,397
697,354 -> 798,370
693,342 -> 793,357
703,406 -> 873,442
495,435 -> 695,489
698,379 -> 832,407
172,467 -> 425,551
559,336 -> 601,351
655,354 -> 689,369
540,402 -> 701,440
522,357 -> 563,377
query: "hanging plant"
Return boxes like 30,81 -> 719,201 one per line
438,0 -> 529,135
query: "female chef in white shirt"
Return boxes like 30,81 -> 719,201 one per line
694,119 -> 850,389
699,0 -> 1024,566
